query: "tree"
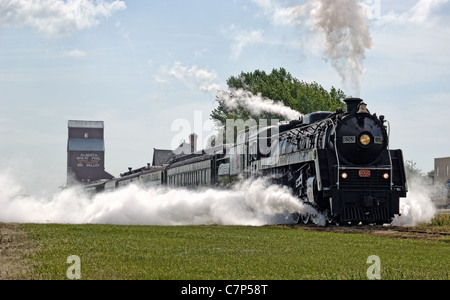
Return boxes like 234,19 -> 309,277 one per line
210,68 -> 347,126
405,160 -> 434,185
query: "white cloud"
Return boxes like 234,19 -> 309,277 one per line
251,0 -> 317,27
0,0 -> 127,37
223,22 -> 304,60
63,48 -> 86,58
229,26 -> 264,60
194,48 -> 209,58
161,61 -> 222,93
379,0 -> 449,26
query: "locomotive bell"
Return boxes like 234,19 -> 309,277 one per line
357,103 -> 369,114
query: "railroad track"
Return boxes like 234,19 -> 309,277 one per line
388,227 -> 450,236
288,223 -> 450,240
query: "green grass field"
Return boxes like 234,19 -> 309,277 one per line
9,220 -> 448,280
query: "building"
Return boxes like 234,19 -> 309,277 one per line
434,157 -> 450,208
67,120 -> 113,186
152,149 -> 175,167
435,157 -> 450,187
152,133 -> 198,166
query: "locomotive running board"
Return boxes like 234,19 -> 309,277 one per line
256,149 -> 323,190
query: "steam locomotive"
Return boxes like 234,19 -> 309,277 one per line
85,98 -> 408,225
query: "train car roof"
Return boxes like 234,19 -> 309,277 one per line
83,178 -> 110,188
119,165 -> 165,179
167,153 -> 215,169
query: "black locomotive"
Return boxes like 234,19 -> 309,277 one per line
254,98 -> 408,225
85,98 -> 407,225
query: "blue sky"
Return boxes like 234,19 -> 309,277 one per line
1,0 -> 450,193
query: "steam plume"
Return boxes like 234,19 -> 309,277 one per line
217,88 -> 303,121
312,0 -> 373,94
253,0 -> 373,94
393,174 -> 437,226
0,171 -> 316,226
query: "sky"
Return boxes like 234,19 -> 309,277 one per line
1,0 -> 450,193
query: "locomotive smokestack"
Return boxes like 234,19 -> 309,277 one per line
344,98 -> 363,113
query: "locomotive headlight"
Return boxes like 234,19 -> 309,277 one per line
383,173 -> 390,180
360,134 -> 371,146
341,172 -> 348,179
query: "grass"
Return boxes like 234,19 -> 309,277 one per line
429,214 -> 450,227
17,222 -> 450,280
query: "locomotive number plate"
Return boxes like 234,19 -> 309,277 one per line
359,169 -> 371,177
343,136 -> 356,144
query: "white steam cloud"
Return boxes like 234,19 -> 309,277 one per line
0,171 -> 316,226
0,167 -> 438,227
313,0 -> 373,94
252,0 -> 373,94
217,88 -> 303,121
393,175 -> 437,227
159,61 -> 302,120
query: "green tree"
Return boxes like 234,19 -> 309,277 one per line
405,160 -> 434,185
210,68 -> 347,125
